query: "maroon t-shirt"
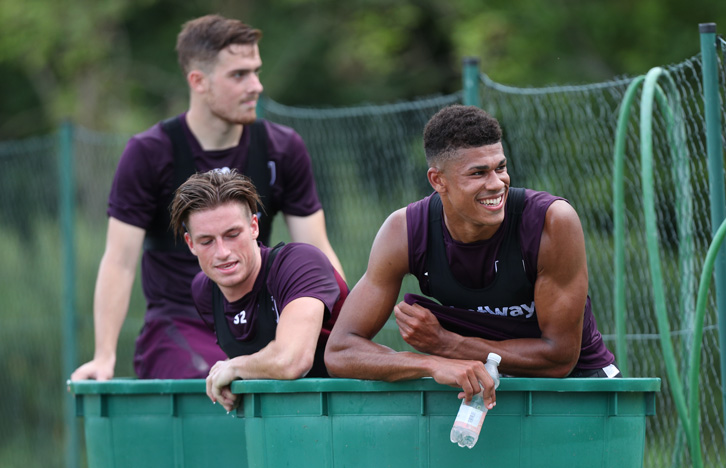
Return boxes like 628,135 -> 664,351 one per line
191,243 -> 346,360
406,190 -> 614,371
109,115 -> 322,320
109,115 -> 323,378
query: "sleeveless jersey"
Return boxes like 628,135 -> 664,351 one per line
406,189 -> 614,371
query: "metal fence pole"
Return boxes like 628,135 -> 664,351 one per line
462,57 -> 481,108
699,22 -> 726,435
59,120 -> 79,468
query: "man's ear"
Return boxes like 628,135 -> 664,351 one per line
250,213 -> 260,240
184,232 -> 197,255
427,167 -> 447,194
187,69 -> 207,94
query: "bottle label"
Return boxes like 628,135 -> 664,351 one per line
453,405 -> 485,431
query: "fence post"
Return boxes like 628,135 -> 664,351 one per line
59,120 -> 79,468
699,22 -> 726,434
256,94 -> 265,120
462,57 -> 481,107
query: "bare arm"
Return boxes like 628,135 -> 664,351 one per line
70,217 -> 145,381
285,209 -> 346,281
325,209 -> 495,403
395,200 -> 586,377
206,297 -> 325,411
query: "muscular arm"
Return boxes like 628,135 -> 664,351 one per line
325,209 -> 496,403
285,209 -> 346,281
206,296 -> 325,410
70,217 -> 145,381
396,200 -> 586,377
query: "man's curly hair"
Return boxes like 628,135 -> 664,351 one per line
423,105 -> 502,167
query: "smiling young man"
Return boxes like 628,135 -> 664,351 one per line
71,14 -> 344,382
170,169 -> 347,411
325,105 -> 618,406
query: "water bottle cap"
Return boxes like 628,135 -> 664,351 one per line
487,353 -> 501,365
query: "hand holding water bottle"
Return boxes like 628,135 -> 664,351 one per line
450,353 -> 501,448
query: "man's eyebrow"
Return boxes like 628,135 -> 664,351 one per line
468,158 -> 507,171
229,66 -> 261,75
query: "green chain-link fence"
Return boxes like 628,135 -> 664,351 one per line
0,31 -> 724,468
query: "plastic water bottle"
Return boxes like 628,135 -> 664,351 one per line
449,353 -> 501,448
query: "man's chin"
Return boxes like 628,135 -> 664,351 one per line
238,114 -> 257,125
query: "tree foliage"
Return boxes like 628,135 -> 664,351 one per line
0,0 -> 723,138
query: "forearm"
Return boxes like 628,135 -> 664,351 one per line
442,334 -> 578,377
91,254 -> 137,362
225,340 -> 314,380
325,333 -> 438,382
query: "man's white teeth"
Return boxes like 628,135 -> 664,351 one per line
481,196 -> 502,206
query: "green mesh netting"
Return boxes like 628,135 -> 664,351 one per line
0,46 -> 724,467
476,53 -> 725,468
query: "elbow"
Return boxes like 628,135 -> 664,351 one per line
546,364 -> 575,378
275,350 -> 315,380
548,353 -> 579,378
323,340 -> 347,378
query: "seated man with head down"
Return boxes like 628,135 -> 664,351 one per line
171,169 -> 347,411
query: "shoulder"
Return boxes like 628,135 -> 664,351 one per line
523,189 -> 564,214
523,189 -> 579,226
406,194 -> 432,218
127,120 -> 173,152
118,120 -> 174,170
520,189 -> 570,233
266,243 -> 341,308
380,206 -> 409,240
260,119 -> 307,156
405,193 -> 435,229
274,242 -> 329,267
365,206 -> 409,277
190,270 -> 214,306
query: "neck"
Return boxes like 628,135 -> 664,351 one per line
440,200 -> 501,243
186,104 -> 243,151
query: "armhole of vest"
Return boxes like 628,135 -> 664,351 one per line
422,194 -> 444,294
247,120 -> 272,245
260,242 -> 285,296
144,116 -> 194,251
161,116 -> 196,188
211,281 -> 232,348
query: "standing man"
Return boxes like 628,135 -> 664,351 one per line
325,105 -> 618,405
71,14 -> 344,380
170,170 -> 347,411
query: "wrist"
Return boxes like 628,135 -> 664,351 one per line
93,350 -> 116,366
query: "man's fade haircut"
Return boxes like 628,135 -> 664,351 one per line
176,14 -> 262,75
423,105 -> 502,168
170,169 -> 262,238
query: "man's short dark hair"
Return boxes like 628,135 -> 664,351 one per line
423,105 -> 502,167
176,14 -> 262,75
170,169 -> 261,237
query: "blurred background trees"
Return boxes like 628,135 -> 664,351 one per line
0,0 -> 723,139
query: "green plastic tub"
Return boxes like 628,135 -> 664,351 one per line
71,377 -> 659,468
232,377 -> 660,468
70,379 -> 246,468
